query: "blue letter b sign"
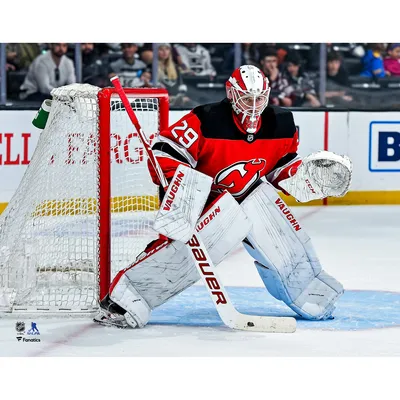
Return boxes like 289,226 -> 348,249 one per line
378,131 -> 400,162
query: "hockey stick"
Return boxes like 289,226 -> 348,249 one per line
110,76 -> 296,333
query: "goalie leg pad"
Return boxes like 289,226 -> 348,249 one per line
110,192 -> 252,317
110,275 -> 152,328
241,181 -> 344,320
253,261 -> 343,320
111,239 -> 196,310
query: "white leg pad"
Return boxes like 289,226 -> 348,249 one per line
241,181 -> 343,320
110,274 -> 152,328
111,192 -> 252,311
254,262 -> 343,320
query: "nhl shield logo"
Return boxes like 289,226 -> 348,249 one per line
15,321 -> 25,333
246,134 -> 254,142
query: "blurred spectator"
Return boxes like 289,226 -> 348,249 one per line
360,43 -> 387,78
108,43 -> 148,87
138,43 -> 154,65
327,51 -> 350,86
258,44 -> 288,67
383,43 -> 400,77
19,43 -> 75,102
156,43 -> 193,107
325,51 -> 352,104
140,69 -> 153,87
221,43 -> 260,73
81,43 -> 108,86
82,43 -> 97,70
6,43 -> 41,71
242,43 -> 260,66
284,52 -> 321,107
306,43 -> 321,72
306,43 -> 354,72
259,49 -> 293,107
5,61 -> 16,72
276,46 -> 288,67
174,43 -> 216,78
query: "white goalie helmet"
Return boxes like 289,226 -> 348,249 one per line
226,65 -> 271,134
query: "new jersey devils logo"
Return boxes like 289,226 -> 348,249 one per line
214,158 -> 266,198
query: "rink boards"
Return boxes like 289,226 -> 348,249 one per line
1,109 -> 400,213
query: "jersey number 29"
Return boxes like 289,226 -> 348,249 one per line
171,120 -> 198,149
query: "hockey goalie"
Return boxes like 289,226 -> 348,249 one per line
94,65 -> 352,329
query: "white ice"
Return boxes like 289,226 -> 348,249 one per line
1,205 -> 399,356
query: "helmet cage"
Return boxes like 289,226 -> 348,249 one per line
228,82 -> 270,120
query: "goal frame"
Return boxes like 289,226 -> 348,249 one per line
97,87 -> 169,301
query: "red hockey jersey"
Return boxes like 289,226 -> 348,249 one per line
149,98 -> 300,202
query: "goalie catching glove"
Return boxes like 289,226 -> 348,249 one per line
278,151 -> 352,203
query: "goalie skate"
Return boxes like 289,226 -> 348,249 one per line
93,294 -> 134,329
93,308 -> 129,329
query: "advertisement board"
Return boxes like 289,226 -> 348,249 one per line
1,109 -> 400,211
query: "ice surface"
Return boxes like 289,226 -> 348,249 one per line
1,206 -> 399,356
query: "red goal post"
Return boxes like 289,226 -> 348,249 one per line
98,87 -> 169,300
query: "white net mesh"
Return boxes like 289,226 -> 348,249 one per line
0,84 -> 161,313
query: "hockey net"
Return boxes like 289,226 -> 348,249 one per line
0,84 -> 169,314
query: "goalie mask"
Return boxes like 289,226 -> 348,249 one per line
226,65 -> 270,134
